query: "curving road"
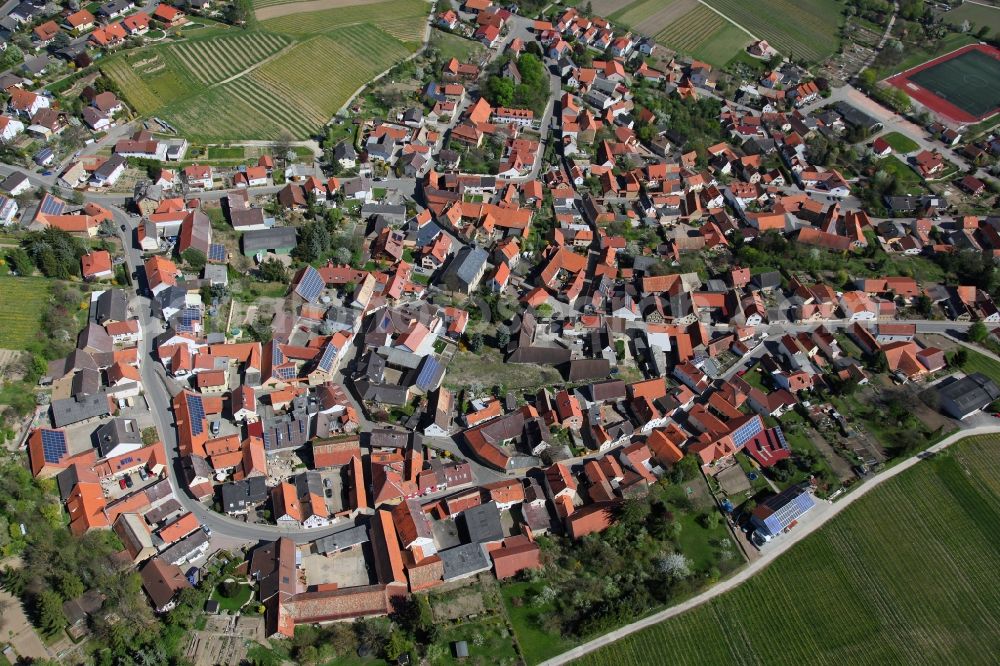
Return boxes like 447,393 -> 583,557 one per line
540,424 -> 1000,665
112,207 -> 370,545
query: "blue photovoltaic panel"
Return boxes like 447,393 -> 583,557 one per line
275,365 -> 297,380
208,244 -> 226,262
187,393 -> 205,436
271,343 -> 285,366
294,266 -> 324,303
178,308 -> 200,333
774,426 -> 789,450
317,343 -> 338,372
41,430 -> 67,463
415,357 -> 441,390
39,194 -> 65,216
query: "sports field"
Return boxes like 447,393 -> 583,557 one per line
102,0 -> 429,140
574,434 -> 1000,665
888,44 -> 1000,123
703,0 -> 843,63
0,275 -> 50,349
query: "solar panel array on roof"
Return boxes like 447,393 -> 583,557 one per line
274,365 -> 297,380
41,430 -> 67,463
178,307 -> 200,333
415,357 -> 441,390
208,243 -> 226,263
39,193 -> 65,216
317,343 -> 338,373
294,265 -> 324,303
187,393 -> 205,436
272,343 -> 285,366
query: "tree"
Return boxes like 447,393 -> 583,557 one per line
98,219 -> 117,237
469,332 -> 484,353
6,248 -> 33,276
496,324 -> 510,349
258,258 -> 288,283
272,131 -> 294,166
916,293 -> 933,318
969,321 -> 988,343
37,590 -> 66,636
484,76 -> 515,107
656,552 -> 691,581
0,44 -> 22,69
181,248 -> 206,271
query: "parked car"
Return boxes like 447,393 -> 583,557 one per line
138,467 -> 148,481
124,475 -> 134,489
118,477 -> 127,489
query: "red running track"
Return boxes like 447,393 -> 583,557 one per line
885,43 -> 1000,124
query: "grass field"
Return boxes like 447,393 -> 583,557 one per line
703,0 -> 843,63
880,130 -> 919,153
907,48 -> 1000,119
958,346 -> 1000,386
103,0 -> 428,140
101,50 -> 196,114
654,5 -> 751,67
883,32 -> 978,76
429,29 -> 484,63
574,434 -> 1000,666
943,2 -> 1000,35
880,155 -> 926,194
0,275 -> 50,349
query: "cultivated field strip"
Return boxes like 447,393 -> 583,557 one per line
655,6 -> 727,55
574,436 -> 1000,666
101,59 -> 161,114
591,0 -> 640,19
702,0 -> 842,63
252,0 -> 299,7
260,0 -> 428,35
253,26 -> 410,116
376,16 -> 429,45
167,32 -> 290,85
613,0 -> 694,31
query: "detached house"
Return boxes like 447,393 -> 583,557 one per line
183,164 -> 213,190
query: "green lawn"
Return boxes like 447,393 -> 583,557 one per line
0,275 -> 51,349
879,155 -> 926,194
501,581 -> 573,664
207,146 -> 245,159
429,29 -> 485,64
958,346 -> 1000,386
211,582 -> 252,612
575,434 -> 1000,665
942,3 -> 1000,35
880,131 -> 919,153
428,616 -> 519,665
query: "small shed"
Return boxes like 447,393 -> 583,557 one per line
204,599 -> 220,614
453,641 -> 469,659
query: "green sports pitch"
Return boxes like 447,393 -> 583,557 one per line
906,48 -> 1000,120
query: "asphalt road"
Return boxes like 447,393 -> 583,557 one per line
111,207 -> 375,545
541,423 -> 1000,665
